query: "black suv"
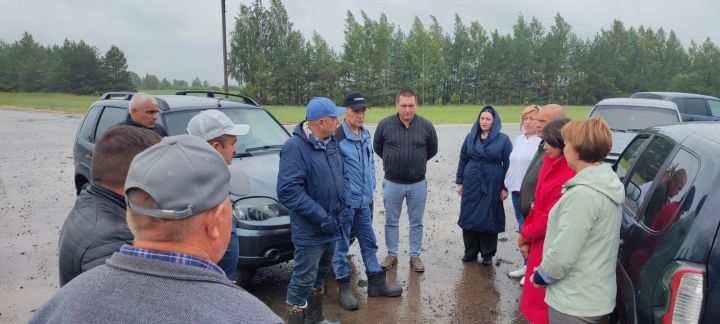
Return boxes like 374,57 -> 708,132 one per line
631,92 -> 720,121
73,91 -> 293,286
613,122 -> 720,323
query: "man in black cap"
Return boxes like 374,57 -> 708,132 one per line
32,135 -> 281,323
332,93 -> 403,310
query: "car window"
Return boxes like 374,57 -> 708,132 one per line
622,136 -> 676,218
163,108 -> 289,153
708,100 -> 720,117
616,135 -> 651,182
590,105 -> 679,132
94,107 -> 128,143
78,105 -> 102,142
640,149 -> 698,232
675,98 -> 707,115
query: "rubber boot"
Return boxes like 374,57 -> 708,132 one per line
367,271 -> 403,297
306,289 -> 340,324
286,303 -> 305,324
337,280 -> 359,310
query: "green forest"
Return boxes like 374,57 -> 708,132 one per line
230,0 -> 720,106
2,0 -> 719,106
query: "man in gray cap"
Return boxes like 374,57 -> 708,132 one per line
277,97 -> 347,324
31,135 -> 282,323
187,109 -> 249,280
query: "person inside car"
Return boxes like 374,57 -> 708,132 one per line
118,92 -> 168,137
58,125 -> 161,286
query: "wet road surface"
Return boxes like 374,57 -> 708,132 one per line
0,108 -> 527,323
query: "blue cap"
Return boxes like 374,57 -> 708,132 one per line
305,97 -> 346,121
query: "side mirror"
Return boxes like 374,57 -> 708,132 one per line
626,181 -> 641,201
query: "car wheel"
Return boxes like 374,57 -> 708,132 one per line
235,267 -> 256,288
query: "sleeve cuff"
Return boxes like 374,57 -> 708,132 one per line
535,267 -> 559,285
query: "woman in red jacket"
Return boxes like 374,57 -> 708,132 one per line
518,118 -> 575,324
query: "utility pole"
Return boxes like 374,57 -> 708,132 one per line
221,0 -> 229,96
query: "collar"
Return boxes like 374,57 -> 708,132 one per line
87,182 -> 126,209
394,113 -> 414,129
119,244 -> 224,275
303,121 -> 331,149
341,122 -> 367,141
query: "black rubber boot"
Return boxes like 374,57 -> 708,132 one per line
367,271 -> 403,297
337,279 -> 359,310
286,303 -> 305,324
306,289 -> 340,324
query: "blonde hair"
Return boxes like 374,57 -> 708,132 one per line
561,117 -> 613,163
521,105 -> 540,117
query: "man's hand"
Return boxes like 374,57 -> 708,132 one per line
455,184 -> 463,196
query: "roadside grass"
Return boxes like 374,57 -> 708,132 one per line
0,92 -> 591,124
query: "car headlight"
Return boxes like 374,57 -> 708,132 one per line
233,197 -> 289,221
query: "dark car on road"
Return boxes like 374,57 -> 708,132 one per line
588,98 -> 682,163
631,92 -> 720,121
612,122 -> 720,323
73,91 -> 292,286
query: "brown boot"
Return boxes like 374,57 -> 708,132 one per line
306,289 -> 340,324
380,255 -> 398,270
367,271 -> 403,297
286,303 -> 305,324
410,256 -> 425,272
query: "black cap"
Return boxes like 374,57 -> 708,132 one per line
342,92 -> 369,110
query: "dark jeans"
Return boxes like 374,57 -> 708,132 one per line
286,241 -> 335,306
462,230 -> 498,259
511,191 -> 527,265
217,225 -> 239,280
333,207 -> 383,280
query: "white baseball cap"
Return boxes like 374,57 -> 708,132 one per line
186,109 -> 250,141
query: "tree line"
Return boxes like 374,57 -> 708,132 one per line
0,32 -> 223,95
230,0 -> 720,106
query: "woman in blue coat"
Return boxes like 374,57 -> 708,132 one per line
455,106 -> 512,265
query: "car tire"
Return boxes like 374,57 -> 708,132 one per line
235,267 -> 256,288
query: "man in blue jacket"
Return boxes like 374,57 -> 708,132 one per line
277,97 -> 348,324
332,93 -> 403,310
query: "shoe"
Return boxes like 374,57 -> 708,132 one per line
520,276 -> 525,286
380,255 -> 398,270
461,255 -> 477,262
286,303 -> 305,324
306,289 -> 339,324
367,271 -> 403,297
410,256 -> 425,272
508,266 -> 526,279
481,256 -> 492,266
337,280 -> 359,310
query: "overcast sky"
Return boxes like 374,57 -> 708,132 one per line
2,0 -> 719,86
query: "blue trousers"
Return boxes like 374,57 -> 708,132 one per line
333,206 -> 383,280
511,191 -> 527,265
286,241 -> 335,306
382,179 -> 427,257
217,224 -> 239,280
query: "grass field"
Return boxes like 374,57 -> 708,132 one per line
0,92 -> 591,124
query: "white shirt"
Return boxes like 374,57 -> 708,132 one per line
504,133 -> 542,192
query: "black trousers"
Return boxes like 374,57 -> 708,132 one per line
462,230 -> 498,259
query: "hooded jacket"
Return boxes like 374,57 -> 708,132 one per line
276,122 -> 347,246
455,107 -> 512,232
335,122 -> 375,209
539,163 -> 624,317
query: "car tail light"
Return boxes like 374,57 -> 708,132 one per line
662,264 -> 704,324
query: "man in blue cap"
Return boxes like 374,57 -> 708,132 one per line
277,97 -> 348,324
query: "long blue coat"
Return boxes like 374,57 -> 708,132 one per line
456,108 -> 512,233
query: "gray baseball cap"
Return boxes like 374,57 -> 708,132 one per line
124,134 -> 230,219
186,109 -> 249,141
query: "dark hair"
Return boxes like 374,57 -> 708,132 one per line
542,118 -> 571,151
91,126 -> 161,188
480,105 -> 495,116
395,89 -> 418,105
208,134 -> 231,147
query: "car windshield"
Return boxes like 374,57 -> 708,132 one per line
590,105 -> 680,132
162,108 -> 289,154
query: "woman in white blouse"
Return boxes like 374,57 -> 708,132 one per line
505,105 -> 542,283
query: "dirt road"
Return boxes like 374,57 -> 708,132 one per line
0,108 -> 527,323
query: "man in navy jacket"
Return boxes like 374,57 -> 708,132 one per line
277,97 -> 348,324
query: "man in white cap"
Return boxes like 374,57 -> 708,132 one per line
187,109 -> 249,281
31,135 -> 282,323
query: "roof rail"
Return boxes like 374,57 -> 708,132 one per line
175,91 -> 259,107
100,92 -> 134,100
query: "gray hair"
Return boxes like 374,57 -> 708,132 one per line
129,92 -> 157,111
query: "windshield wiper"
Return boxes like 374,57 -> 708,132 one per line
233,152 -> 253,157
626,128 -> 644,132
245,145 -> 284,153
610,128 -> 628,133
